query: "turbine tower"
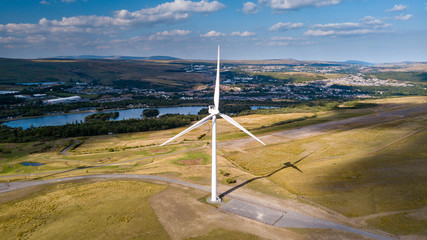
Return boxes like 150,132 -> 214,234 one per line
161,46 -> 265,203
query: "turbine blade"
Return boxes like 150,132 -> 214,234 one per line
219,113 -> 266,146
214,45 -> 220,109
160,114 -> 214,146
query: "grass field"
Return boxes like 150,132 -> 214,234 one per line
0,96 -> 426,239
185,228 -> 262,240
223,99 -> 427,234
0,180 -> 169,240
366,212 -> 427,235
226,113 -> 426,215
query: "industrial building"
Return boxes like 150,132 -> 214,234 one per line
43,96 -> 82,104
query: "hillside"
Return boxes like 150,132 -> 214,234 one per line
0,58 -> 211,91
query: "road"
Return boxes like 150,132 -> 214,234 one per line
0,174 -> 395,240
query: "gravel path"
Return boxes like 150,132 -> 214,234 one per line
60,139 -> 81,155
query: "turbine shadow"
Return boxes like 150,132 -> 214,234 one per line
219,153 -> 312,199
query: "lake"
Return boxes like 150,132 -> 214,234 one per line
2,106 -> 275,129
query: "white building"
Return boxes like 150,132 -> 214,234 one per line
43,96 -> 82,104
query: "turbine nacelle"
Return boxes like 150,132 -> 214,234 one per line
208,105 -> 219,115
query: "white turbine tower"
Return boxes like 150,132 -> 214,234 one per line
161,46 -> 265,203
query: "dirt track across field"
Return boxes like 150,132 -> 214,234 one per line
220,104 -> 427,152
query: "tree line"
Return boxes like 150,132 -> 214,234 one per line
0,114 -> 200,143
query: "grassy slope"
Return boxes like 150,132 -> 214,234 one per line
366,213 -> 427,235
227,112 -> 426,215
0,96 -> 426,237
0,180 -> 168,240
186,228 -> 262,240
0,58 -> 210,90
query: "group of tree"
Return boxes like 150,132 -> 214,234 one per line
142,108 -> 160,118
0,114 -> 201,143
84,112 -> 119,122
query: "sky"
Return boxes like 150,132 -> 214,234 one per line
0,0 -> 426,63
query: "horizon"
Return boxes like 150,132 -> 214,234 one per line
1,0 -> 426,63
2,55 -> 425,65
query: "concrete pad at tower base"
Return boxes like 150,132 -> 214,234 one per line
220,199 -> 284,225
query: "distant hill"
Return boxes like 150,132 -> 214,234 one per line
49,55 -> 181,60
0,58 -> 209,91
343,60 -> 375,66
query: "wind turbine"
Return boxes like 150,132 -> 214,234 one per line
161,46 -> 265,203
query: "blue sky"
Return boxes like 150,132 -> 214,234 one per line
0,0 -> 426,62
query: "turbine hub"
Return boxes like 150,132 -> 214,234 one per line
208,105 -> 219,115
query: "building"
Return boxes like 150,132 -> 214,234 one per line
43,96 -> 82,104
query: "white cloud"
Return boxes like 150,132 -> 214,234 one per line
312,22 -> 361,29
0,23 -> 42,34
200,30 -> 255,37
201,30 -> 226,37
260,36 -> 313,46
158,29 -> 191,36
111,0 -> 226,27
230,31 -> 256,37
148,29 -> 192,40
62,0 -> 78,2
40,0 -> 50,5
304,29 -> 334,36
129,0 -> 225,15
305,16 -> 391,37
385,4 -> 407,12
0,36 -> 19,43
269,22 -> 304,31
1,1 -> 226,36
270,36 -> 297,41
26,35 -> 47,43
243,2 -> 258,14
259,0 -> 343,10
395,14 -> 413,21
305,29 -> 382,36
360,16 -> 384,25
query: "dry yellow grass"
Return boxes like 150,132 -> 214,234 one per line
0,180 -> 169,240
225,109 -> 427,217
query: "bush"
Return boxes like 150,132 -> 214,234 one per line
225,177 -> 236,184
198,133 -> 206,140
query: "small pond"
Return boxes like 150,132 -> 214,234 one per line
20,162 -> 45,166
